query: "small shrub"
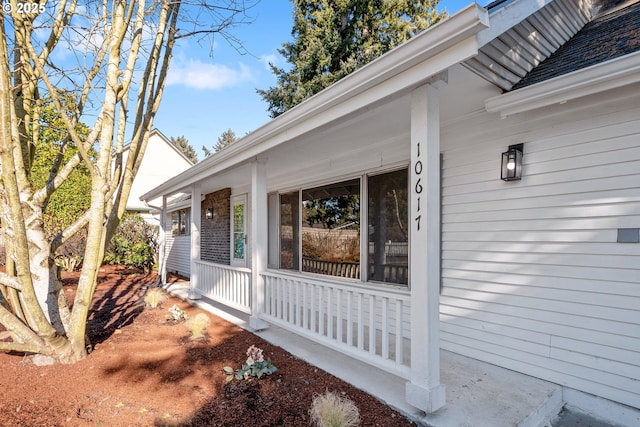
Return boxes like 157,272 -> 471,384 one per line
223,345 -> 278,381
104,215 -> 157,271
144,288 -> 168,309
166,304 -> 188,322
54,231 -> 86,272
55,254 -> 83,272
310,391 -> 360,427
185,312 -> 210,339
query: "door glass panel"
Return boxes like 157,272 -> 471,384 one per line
233,203 -> 245,260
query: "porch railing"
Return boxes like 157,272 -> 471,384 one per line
194,260 -> 251,313
261,270 -> 411,378
302,258 -> 360,279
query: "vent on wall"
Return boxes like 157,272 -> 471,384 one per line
617,228 -> 640,243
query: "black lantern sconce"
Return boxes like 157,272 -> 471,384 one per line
501,143 -> 523,181
206,207 -> 213,219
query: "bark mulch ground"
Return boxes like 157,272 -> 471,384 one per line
0,265 -> 416,426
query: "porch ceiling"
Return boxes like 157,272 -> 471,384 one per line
195,65 -> 498,197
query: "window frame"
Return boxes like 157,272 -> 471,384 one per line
269,166 -> 409,288
170,208 -> 191,237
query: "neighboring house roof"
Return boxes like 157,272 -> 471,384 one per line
512,0 -> 640,89
121,128 -> 196,166
126,129 -> 195,211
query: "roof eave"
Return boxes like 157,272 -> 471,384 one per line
485,50 -> 640,117
477,0 -> 558,47
140,3 -> 489,202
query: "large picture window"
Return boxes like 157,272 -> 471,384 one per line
271,169 -> 407,286
367,169 -> 408,285
302,179 -> 361,279
171,208 -> 190,236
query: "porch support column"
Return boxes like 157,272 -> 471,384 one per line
159,195 -> 167,285
249,158 -> 269,330
406,81 -> 446,413
188,183 -> 202,300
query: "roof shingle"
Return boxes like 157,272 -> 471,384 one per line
511,0 -> 640,89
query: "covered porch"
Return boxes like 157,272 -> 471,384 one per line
145,4 -> 493,414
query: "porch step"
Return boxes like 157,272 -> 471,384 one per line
165,282 -> 564,427
256,323 -> 563,427
421,351 -> 563,427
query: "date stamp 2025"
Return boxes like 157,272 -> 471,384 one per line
2,1 -> 46,14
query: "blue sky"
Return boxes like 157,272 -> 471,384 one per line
154,0 -> 473,160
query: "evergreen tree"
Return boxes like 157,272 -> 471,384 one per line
203,128 -> 238,157
170,135 -> 198,164
30,95 -> 92,239
258,0 -> 446,118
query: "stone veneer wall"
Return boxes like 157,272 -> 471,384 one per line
200,188 -> 231,264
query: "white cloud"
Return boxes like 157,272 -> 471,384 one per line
166,60 -> 255,90
259,53 -> 278,71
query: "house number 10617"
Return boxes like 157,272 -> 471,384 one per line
414,142 -> 422,231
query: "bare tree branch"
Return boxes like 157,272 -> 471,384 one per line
0,272 -> 22,291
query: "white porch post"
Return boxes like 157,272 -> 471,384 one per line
159,195 -> 167,285
249,158 -> 269,330
189,183 -> 202,299
405,82 -> 446,413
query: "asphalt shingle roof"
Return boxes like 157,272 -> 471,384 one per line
512,0 -> 640,90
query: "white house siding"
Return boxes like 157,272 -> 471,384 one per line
164,226 -> 191,277
439,84 -> 640,409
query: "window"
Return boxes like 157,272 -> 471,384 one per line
367,169 -> 408,285
171,208 -> 190,236
271,169 -> 407,286
279,191 -> 300,271
302,179 -> 360,279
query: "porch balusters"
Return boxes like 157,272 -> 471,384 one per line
262,272 -> 410,378
194,260 -> 251,313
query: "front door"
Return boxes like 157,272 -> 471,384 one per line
231,194 -> 247,267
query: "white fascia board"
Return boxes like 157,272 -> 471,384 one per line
140,3 -> 489,202
485,51 -> 640,118
477,0 -> 555,48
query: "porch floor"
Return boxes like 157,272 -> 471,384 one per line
165,282 -> 564,427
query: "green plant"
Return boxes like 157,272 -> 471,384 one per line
310,391 -> 360,427
104,214 -> 157,271
185,312 -> 210,339
166,304 -> 188,322
144,288 -> 168,309
223,345 -> 278,381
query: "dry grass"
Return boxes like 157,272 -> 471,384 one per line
302,229 -> 360,262
185,312 -> 210,339
143,287 -> 168,309
310,391 -> 361,427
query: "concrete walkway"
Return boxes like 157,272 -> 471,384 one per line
164,282 -> 617,427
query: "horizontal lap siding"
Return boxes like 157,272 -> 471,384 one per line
165,232 -> 191,278
440,88 -> 640,408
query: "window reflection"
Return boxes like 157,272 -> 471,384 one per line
368,169 -> 408,285
301,179 -> 360,279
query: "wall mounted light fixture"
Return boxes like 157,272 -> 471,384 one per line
206,207 -> 213,219
501,143 -> 523,181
